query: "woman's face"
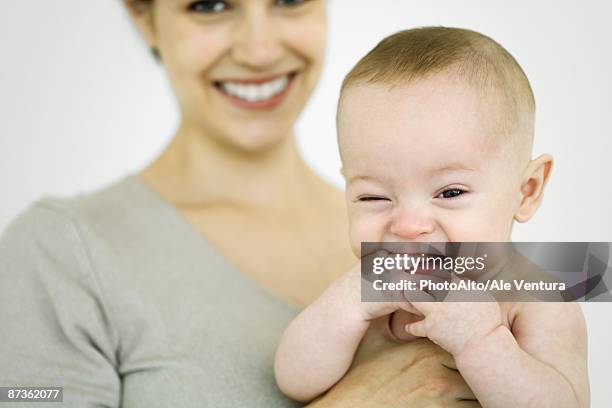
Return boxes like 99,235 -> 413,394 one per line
130,0 -> 327,151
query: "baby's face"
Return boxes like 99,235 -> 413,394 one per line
339,74 -> 526,256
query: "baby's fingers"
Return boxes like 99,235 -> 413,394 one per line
405,320 -> 427,338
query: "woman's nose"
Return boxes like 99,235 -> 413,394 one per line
389,205 -> 435,240
231,11 -> 284,70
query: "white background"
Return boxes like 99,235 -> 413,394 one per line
1,0 -> 611,404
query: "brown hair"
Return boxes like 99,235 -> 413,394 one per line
338,27 -> 535,154
126,0 -> 160,59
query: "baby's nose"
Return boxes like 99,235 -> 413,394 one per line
389,205 -> 435,240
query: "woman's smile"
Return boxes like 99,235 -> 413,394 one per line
214,71 -> 298,110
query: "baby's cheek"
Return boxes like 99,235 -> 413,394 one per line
348,222 -> 365,258
441,212 -> 511,242
348,214 -> 386,257
475,208 -> 515,241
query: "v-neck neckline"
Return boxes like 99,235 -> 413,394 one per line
123,172 -> 300,313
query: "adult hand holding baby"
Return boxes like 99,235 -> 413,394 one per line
308,334 -> 480,408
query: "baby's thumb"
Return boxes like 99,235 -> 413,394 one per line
405,320 -> 427,338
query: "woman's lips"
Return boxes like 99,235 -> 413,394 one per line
214,72 -> 297,110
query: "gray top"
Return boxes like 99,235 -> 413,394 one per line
0,174 -> 300,407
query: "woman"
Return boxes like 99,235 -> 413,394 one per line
0,0 -> 478,406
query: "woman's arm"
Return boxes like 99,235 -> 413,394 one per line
0,203 -> 121,407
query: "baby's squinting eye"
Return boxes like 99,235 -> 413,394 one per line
437,189 -> 466,199
357,196 -> 390,202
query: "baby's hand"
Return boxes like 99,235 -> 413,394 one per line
404,274 -> 503,357
332,261 -> 419,324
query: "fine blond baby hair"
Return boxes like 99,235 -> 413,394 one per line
338,26 -> 536,163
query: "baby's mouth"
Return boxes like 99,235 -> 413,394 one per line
404,253 -> 447,274
214,72 -> 296,103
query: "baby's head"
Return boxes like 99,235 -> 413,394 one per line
337,27 -> 553,256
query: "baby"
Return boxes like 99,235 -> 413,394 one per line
274,27 -> 589,407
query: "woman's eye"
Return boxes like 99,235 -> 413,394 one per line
275,0 -> 307,7
187,0 -> 228,13
438,189 -> 466,199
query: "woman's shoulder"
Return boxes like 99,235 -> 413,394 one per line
5,173 -> 156,238
43,173 -> 153,223
0,173 -> 169,315
1,174 -> 158,266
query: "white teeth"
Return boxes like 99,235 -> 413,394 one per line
220,75 -> 290,102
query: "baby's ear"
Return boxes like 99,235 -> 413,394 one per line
514,154 -> 554,223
